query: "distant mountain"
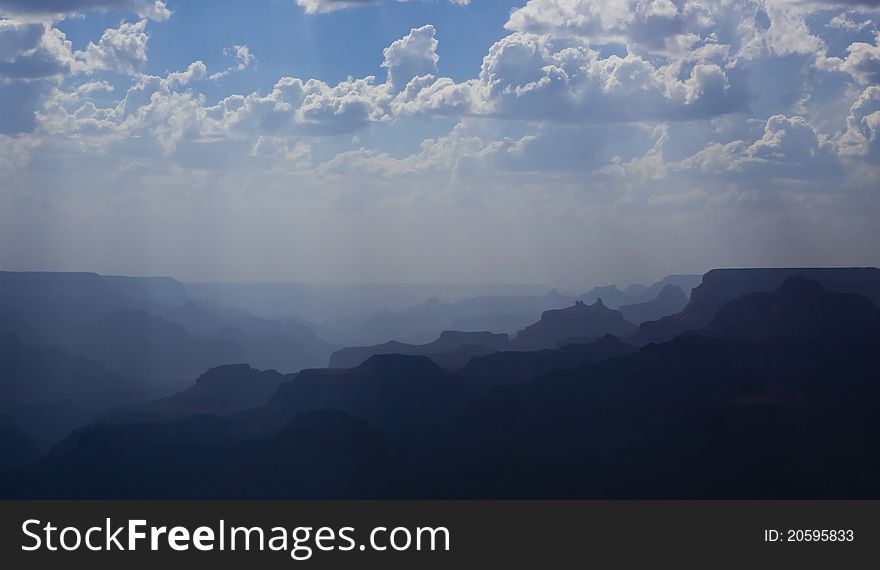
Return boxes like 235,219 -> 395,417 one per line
579,275 -> 701,308
337,290 -> 572,345
106,364 -> 291,424
450,312 -> 537,335
330,331 -> 510,369
325,276 -> 700,345
633,267 -> 880,344
254,354 -> 484,430
425,344 -> 502,370
463,334 -> 638,383
577,285 -> 632,308
512,300 -> 637,349
213,321 -> 336,373
705,275 -> 880,341
185,281 -> 549,324
619,285 -> 688,325
0,271 -> 186,322
153,301 -> 337,373
0,272 -> 338,387
627,274 -> 703,300
9,267 -> 880,499
0,334 -> 143,452
64,310 -> 245,390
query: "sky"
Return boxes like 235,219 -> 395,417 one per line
0,0 -> 879,290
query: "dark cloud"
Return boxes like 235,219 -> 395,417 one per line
0,0 -> 169,20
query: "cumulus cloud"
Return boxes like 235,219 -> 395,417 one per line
674,114 -> 838,178
5,0 -> 880,286
209,75 -> 391,137
840,33 -> 880,84
75,19 -> 150,75
382,24 -> 438,92
379,0 -> 880,131
12,0 -> 880,181
505,0 -> 699,48
0,21 -> 76,133
838,85 -> 880,161
38,60 -> 207,149
76,25 -> 444,146
0,17 -> 159,134
0,21 -> 73,80
503,0 -> 828,59
398,31 -> 744,122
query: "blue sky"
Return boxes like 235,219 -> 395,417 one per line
1,0 -> 879,288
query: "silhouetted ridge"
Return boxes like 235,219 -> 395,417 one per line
8,267 -> 880,500
619,285 -> 688,325
106,364 -> 291,424
344,291 -> 571,345
0,272 -> 337,393
0,334 -> 143,451
258,354 -> 480,430
633,267 -> 880,344
15,331 -> 880,499
513,300 -> 637,349
195,363 -> 257,386
705,275 -> 880,340
464,334 -> 638,383
355,353 -> 445,376
330,331 -> 509,369
578,275 -> 701,307
65,310 -> 245,388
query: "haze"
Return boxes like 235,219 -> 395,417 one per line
1,0 -> 879,291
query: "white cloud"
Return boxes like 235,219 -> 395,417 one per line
505,0 -> 698,48
75,19 -> 150,75
210,45 -> 256,81
0,21 -> 75,133
38,60 -> 207,150
382,24 -> 438,92
0,19 -> 43,60
211,75 -> 391,137
0,17 -> 158,134
13,1 -> 880,184
398,31 -> 743,122
827,13 -> 873,32
674,114 -> 839,178
840,33 -> 880,84
503,0 -> 828,59
0,21 -> 74,80
838,85 -> 880,161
